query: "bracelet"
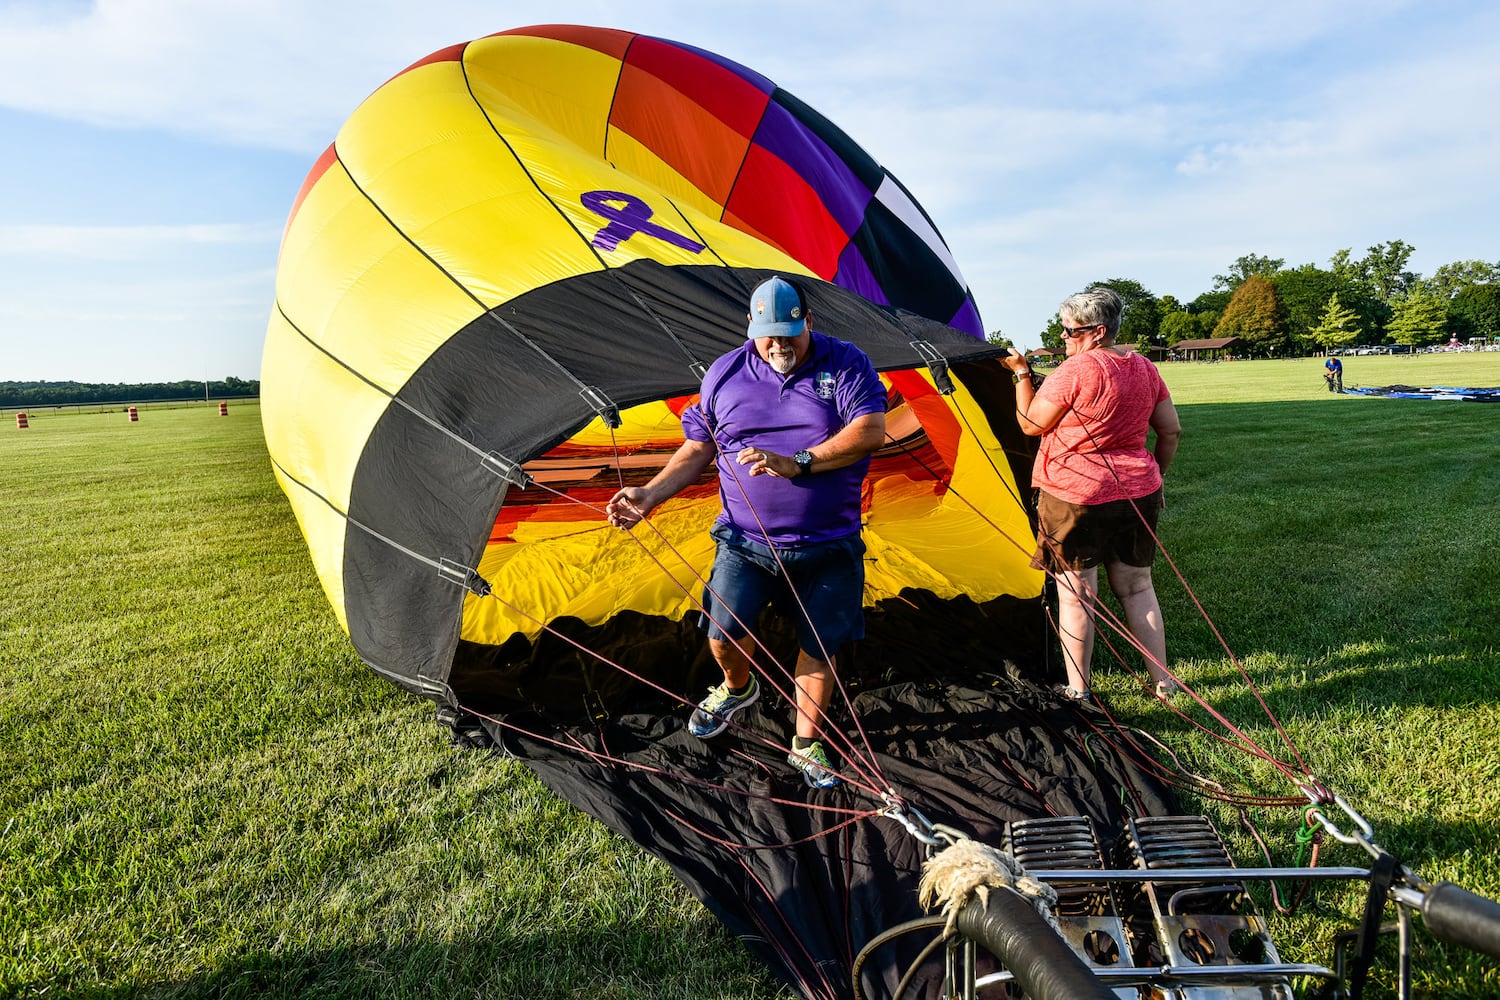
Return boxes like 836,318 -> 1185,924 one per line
1011,369 -> 1031,384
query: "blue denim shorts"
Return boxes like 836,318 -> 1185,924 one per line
699,523 -> 866,659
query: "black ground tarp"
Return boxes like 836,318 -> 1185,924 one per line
473,625 -> 1176,1000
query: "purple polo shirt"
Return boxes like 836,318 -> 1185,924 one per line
681,332 -> 886,547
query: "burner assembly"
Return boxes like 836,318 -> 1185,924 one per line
999,814 -> 1295,999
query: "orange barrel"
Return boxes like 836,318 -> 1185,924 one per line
218,402 -> 228,416
16,412 -> 28,429
128,406 -> 138,422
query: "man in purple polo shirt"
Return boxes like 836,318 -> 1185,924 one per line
605,276 -> 887,788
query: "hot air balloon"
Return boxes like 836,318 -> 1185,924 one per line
263,25 -> 1173,998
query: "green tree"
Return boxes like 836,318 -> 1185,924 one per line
1189,290 -> 1232,316
1271,264 -> 1387,354
1212,253 -> 1285,292
1448,284 -> 1500,341
1271,264 -> 1339,353
1158,311 -> 1206,346
1387,287 -> 1448,349
1213,275 -> 1288,355
1428,260 -> 1500,301
1308,293 -> 1362,352
1331,241 -> 1417,304
1040,315 -> 1063,351
1363,239 -> 1419,302
986,329 -> 1014,348
1089,278 -> 1160,345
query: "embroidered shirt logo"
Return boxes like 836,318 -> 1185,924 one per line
815,371 -> 836,400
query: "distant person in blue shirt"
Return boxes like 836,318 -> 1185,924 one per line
605,276 -> 886,789
1324,355 -> 1343,393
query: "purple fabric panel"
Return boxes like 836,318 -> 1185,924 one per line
753,102 -> 872,236
947,295 -> 984,339
834,242 -> 891,306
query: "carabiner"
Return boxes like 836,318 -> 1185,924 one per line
879,793 -> 945,849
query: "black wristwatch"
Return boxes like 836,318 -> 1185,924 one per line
794,450 -> 814,476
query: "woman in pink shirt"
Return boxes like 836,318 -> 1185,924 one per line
1000,287 -> 1182,702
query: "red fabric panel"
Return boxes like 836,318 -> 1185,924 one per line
726,144 -> 846,279
283,143 -> 338,245
490,482 -> 720,544
626,38 -> 768,138
399,41 -> 466,71
886,369 -> 961,481
493,24 -> 634,59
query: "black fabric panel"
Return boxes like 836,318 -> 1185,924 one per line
448,589 -> 1046,722
771,88 -> 885,193
849,198 -> 969,327
342,401 -> 512,695
343,262 -> 1004,693
489,667 -> 1175,1000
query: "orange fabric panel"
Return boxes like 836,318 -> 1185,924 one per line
626,37 -> 768,138
611,62 -> 756,208
664,394 -> 698,417
886,369 -> 963,479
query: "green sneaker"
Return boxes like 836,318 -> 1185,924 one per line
687,675 -> 760,738
787,740 -> 841,789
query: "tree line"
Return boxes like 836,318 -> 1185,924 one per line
0,377 -> 259,408
995,242 -> 1500,356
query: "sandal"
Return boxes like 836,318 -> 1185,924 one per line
1062,685 -> 1093,702
1154,679 -> 1182,699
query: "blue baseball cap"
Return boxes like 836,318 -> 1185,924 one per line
746,276 -> 806,339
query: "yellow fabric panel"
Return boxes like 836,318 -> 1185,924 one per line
569,399 -> 687,448
866,373 -> 1042,600
463,33 -> 616,158
261,309 -> 392,514
274,157 -> 488,395
464,495 -> 719,644
593,125 -> 815,276
506,128 -> 776,273
262,309 -> 402,636
863,477 -> 1041,603
336,60 -> 605,310
270,464 -> 351,633
466,366 -> 1042,644
605,125 -> 725,221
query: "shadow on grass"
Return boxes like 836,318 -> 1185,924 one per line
1143,633 -> 1496,719
18,922 -> 788,1000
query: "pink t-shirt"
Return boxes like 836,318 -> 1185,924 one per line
1032,350 -> 1171,504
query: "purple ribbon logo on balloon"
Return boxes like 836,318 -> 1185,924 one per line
582,190 -> 706,254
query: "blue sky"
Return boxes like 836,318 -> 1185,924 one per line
1,0 -> 1497,382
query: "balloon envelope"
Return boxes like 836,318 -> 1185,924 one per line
262,25 -> 1171,999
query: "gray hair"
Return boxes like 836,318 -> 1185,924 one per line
1059,287 -> 1123,339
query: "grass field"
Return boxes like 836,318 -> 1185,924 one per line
2,355 -> 1498,999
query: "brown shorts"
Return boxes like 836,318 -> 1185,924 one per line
1032,488 -> 1163,572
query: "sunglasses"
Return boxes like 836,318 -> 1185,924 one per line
1060,323 -> 1102,339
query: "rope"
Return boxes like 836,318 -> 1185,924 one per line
1025,353 -> 1313,781
917,836 -> 1060,934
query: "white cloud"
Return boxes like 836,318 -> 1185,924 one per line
0,0 -> 1497,372
0,222 -> 280,259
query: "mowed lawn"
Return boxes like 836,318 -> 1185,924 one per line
2,353 -> 1499,998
